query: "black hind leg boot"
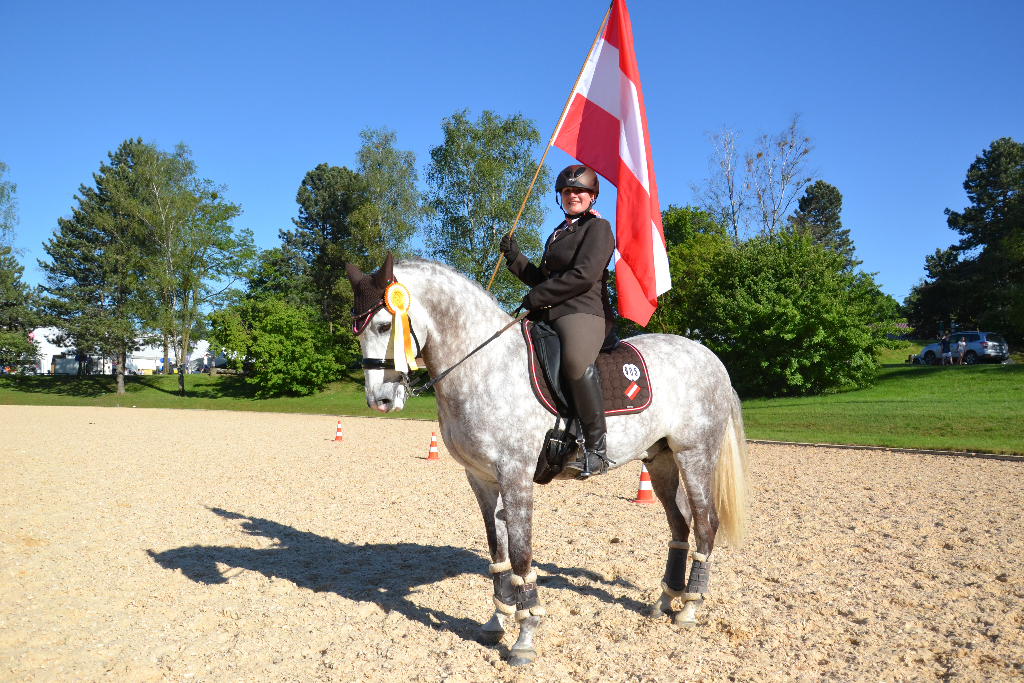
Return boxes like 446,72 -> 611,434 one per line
565,364 -> 609,479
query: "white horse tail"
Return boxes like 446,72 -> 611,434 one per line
713,389 -> 749,548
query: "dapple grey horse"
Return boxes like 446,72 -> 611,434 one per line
346,256 -> 748,666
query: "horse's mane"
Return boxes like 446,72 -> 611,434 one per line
395,257 -> 509,317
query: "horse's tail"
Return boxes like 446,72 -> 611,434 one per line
713,389 -> 749,548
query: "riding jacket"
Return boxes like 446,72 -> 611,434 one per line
507,212 -> 615,323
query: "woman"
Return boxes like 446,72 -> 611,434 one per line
500,164 -> 615,478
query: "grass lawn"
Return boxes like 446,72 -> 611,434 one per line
742,364 -> 1024,454
4,362 -> 1021,455
0,371 -> 439,421
876,340 -> 929,365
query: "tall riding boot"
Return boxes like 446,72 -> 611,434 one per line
565,364 -> 609,479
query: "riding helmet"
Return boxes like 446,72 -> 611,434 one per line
555,164 -> 599,199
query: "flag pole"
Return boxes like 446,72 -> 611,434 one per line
486,1 -> 614,292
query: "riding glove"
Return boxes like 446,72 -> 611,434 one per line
500,233 -> 520,262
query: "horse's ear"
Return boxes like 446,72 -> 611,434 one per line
372,253 -> 394,289
345,262 -> 364,290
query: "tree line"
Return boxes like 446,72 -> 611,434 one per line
903,138 -> 1023,341
9,115 -> 1002,399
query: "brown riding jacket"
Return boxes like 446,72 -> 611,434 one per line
507,212 -> 616,323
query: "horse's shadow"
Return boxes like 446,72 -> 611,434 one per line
147,507 -> 649,642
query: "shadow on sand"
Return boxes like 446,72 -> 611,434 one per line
148,507 -> 649,643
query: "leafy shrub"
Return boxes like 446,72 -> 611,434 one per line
659,231 -> 902,397
209,297 -> 341,397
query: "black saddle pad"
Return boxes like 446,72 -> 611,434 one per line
522,320 -> 652,417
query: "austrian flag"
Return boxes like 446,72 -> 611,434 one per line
553,0 -> 670,327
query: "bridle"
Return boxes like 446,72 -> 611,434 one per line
350,286 -> 423,373
352,290 -> 527,398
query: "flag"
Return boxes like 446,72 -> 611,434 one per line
553,0 -> 670,327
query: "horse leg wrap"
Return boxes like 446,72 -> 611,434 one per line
489,560 -> 516,615
683,552 -> 712,600
660,541 -> 689,598
511,570 -> 545,621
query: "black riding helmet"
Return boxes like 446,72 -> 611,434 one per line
555,164 -> 600,198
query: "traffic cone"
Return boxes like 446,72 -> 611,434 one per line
426,432 -> 440,461
632,463 -> 656,504
334,421 -> 343,442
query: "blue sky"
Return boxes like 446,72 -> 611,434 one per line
2,1 -> 1022,303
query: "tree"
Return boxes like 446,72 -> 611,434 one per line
0,160 -> 18,245
905,138 -> 1024,338
0,248 -> 38,370
690,128 -> 746,241
659,230 -> 901,397
244,244 -> 314,308
692,116 -> 815,240
208,297 -> 341,397
282,163 -> 366,329
349,126 -> 424,266
745,115 -> 816,236
788,180 -> 857,267
424,110 -> 550,308
108,141 -> 253,396
38,139 -> 149,393
661,204 -> 727,248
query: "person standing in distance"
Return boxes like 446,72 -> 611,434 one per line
500,165 -> 616,478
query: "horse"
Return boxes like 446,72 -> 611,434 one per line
345,255 -> 748,666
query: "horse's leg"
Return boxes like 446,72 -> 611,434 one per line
465,471 -> 515,643
496,467 -> 543,666
673,447 -> 721,628
645,449 -> 694,619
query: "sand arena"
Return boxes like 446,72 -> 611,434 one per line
1,405 -> 1021,682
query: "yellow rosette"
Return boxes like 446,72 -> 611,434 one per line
383,282 -> 417,373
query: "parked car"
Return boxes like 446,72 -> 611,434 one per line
919,331 -> 1009,365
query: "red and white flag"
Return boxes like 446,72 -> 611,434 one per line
554,0 -> 670,327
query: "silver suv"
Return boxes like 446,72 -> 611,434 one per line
920,331 -> 1010,365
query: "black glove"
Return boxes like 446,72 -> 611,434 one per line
500,232 -> 520,261
521,292 -> 534,311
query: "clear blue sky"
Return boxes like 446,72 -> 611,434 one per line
2,1 -> 1022,303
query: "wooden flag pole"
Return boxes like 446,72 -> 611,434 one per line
486,1 -> 613,292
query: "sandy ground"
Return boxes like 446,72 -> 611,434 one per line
1,405 -> 1022,683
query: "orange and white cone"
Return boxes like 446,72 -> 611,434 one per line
632,463 -> 656,504
426,432 -> 440,461
334,421 -> 343,442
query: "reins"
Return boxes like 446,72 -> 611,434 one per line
410,310 -> 528,397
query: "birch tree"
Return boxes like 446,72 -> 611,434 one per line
110,141 -> 253,396
744,114 -> 815,236
424,110 -> 549,308
349,126 -> 424,267
690,128 -> 747,241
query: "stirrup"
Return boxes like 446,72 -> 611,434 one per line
565,449 -> 609,480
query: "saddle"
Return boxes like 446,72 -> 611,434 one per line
523,320 -> 652,485
522,320 -> 652,418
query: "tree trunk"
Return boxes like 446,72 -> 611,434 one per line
116,349 -> 126,395
163,336 -> 170,374
178,363 -> 185,396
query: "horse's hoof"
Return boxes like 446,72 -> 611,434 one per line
479,629 -> 505,644
673,612 -> 697,628
648,605 -> 667,619
507,647 -> 537,666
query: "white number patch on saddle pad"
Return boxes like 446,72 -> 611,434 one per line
622,363 -> 641,382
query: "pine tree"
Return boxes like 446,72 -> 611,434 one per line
788,180 -> 857,267
38,139 -> 148,393
0,247 -> 39,370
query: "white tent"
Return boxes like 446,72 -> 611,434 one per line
26,327 -> 210,375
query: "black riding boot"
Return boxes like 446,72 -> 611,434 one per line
565,364 -> 609,479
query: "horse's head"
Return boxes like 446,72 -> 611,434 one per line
347,253 -> 410,413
